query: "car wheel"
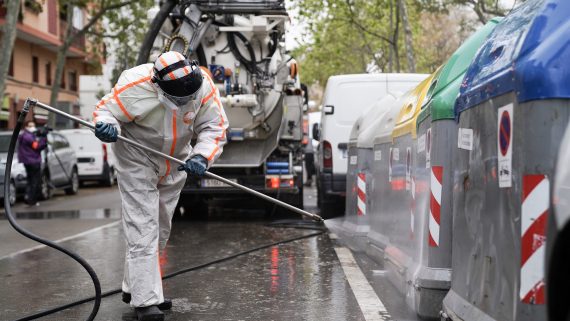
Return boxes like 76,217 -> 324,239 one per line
102,166 -> 115,187
8,180 -> 16,206
40,171 -> 53,200
65,169 -> 79,195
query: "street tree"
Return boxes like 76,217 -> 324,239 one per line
0,0 -> 22,104
49,0 -> 153,108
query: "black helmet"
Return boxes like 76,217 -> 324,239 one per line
152,51 -> 203,98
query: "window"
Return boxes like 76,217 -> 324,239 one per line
46,62 -> 52,86
47,0 -> 57,34
53,134 -> 69,149
72,7 -> 83,29
32,56 -> 39,83
60,68 -> 65,89
68,70 -> 77,91
8,54 -> 14,77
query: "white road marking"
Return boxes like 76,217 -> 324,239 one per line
328,233 -> 338,240
335,247 -> 392,321
0,221 -> 121,260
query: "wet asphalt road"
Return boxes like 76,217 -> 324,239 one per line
0,185 -> 420,321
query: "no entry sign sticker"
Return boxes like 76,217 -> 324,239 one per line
498,103 -> 513,188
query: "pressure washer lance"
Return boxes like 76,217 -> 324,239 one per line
26,98 -> 324,222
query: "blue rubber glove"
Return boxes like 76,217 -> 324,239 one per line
95,122 -> 118,143
178,155 -> 208,176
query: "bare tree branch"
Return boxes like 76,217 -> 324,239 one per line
66,0 -> 137,46
344,0 -> 395,45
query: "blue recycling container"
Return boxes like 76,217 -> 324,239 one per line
447,1 -> 570,320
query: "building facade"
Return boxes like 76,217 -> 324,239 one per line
0,0 -> 91,129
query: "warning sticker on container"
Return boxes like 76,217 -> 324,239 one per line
498,104 -> 513,188
426,128 -> 432,169
393,148 -> 400,161
418,134 -> 426,153
374,150 -> 382,161
350,155 -> 358,165
389,148 -> 393,182
458,128 -> 474,151
406,147 -> 412,191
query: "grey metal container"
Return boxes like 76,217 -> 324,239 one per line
414,115 -> 455,319
444,1 -> 570,320
365,77 -> 433,301
342,94 -> 398,250
408,17 -> 501,319
368,75 -> 434,314
551,120 -> 570,321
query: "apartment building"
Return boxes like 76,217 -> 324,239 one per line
0,0 -> 92,129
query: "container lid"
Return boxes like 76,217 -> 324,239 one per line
356,93 -> 399,148
349,93 -> 400,144
455,0 -> 570,115
391,72 -> 438,139
420,18 -> 500,122
373,86 -> 423,145
349,104 -> 374,144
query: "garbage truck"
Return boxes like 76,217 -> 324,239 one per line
137,0 -> 305,214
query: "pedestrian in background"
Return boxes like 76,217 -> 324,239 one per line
304,138 -> 315,186
18,121 -> 48,206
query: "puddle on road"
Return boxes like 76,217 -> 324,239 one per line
0,208 -> 121,219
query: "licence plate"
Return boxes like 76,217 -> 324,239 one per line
201,178 -> 237,188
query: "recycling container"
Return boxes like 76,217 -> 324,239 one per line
445,1 -> 570,320
409,18 -> 500,319
551,124 -> 570,321
365,74 -> 434,293
342,94 -> 399,249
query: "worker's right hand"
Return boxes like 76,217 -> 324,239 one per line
95,122 -> 118,143
178,155 -> 208,177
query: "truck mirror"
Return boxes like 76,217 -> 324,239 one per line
312,123 -> 320,141
323,105 -> 334,115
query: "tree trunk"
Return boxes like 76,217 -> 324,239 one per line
392,0 -> 401,73
399,0 -> 416,73
388,0 -> 394,72
49,7 -> 74,113
0,0 -> 22,101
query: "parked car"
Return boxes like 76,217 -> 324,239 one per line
0,130 -> 80,201
0,163 -> 17,206
60,129 -> 116,186
314,73 -> 428,215
0,133 -> 28,199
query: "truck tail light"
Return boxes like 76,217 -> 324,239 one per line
266,176 -> 295,189
323,140 -> 332,170
268,177 -> 280,189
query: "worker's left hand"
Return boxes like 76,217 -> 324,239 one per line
178,155 -> 208,176
95,122 -> 118,143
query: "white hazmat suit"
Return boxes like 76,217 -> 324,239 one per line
93,57 -> 228,307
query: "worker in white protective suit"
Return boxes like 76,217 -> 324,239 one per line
92,51 -> 228,321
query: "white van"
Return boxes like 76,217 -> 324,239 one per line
59,129 -> 117,186
314,73 -> 428,215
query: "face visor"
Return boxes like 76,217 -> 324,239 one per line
162,91 -> 197,106
152,59 -> 203,106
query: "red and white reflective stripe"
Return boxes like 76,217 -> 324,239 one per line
429,166 -> 443,247
520,174 -> 549,304
357,173 -> 366,216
